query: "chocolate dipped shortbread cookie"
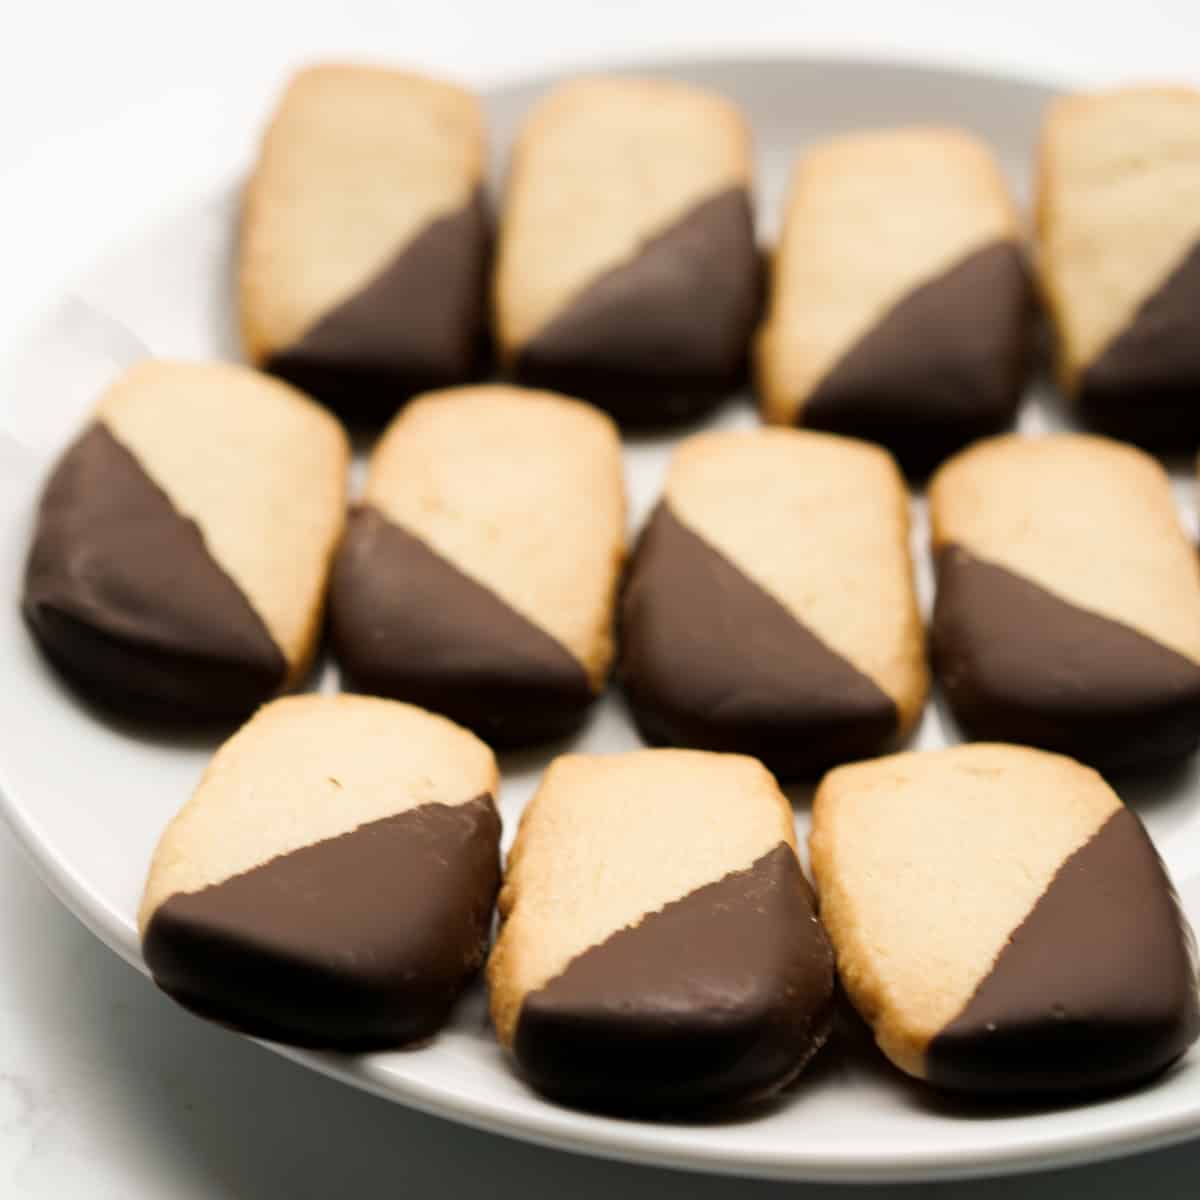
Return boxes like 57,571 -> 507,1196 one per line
141,695 -> 502,1049
1037,86 -> 1200,443
241,64 -> 489,422
488,749 -> 834,1113
493,77 -> 762,426
811,744 -> 1200,1095
930,433 -> 1200,770
329,385 -> 625,745
757,128 -> 1030,474
23,361 -> 348,721
620,429 -> 927,776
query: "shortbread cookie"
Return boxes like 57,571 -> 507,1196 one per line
1037,86 -> 1200,442
23,361 -> 348,720
141,695 -> 501,1048
489,750 -> 834,1113
811,744 -> 1200,1094
329,385 -> 625,744
620,429 -> 927,776
757,128 -> 1030,474
493,77 -> 761,426
930,434 -> 1200,769
242,64 -> 489,422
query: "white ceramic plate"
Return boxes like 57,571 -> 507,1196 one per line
2,55 -> 1200,1184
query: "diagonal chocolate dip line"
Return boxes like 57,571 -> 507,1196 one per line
801,240 -> 1031,475
1079,240 -> 1200,445
329,505 -> 595,746
268,188 -> 490,424
23,421 -> 285,720
514,187 -> 763,426
144,795 -> 502,1050
514,842 -> 835,1115
933,544 -> 1200,770
620,502 -> 898,777
928,806 -> 1200,1095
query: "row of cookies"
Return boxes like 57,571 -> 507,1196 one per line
22,365 -> 1200,775
243,66 -> 760,429
627,424 -> 1200,774
139,695 -> 1200,1110
242,63 -> 1200,464
20,364 -> 622,739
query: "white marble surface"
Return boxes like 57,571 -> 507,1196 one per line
3,2 -> 1200,1194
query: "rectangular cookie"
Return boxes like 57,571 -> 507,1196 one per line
929,433 -> 1200,769
488,749 -> 833,1113
241,64 -> 489,423
492,77 -> 761,426
141,695 -> 501,1048
620,428 -> 927,776
811,744 -> 1199,1094
1036,86 -> 1200,443
328,384 -> 625,745
22,361 -> 348,720
756,127 -> 1030,474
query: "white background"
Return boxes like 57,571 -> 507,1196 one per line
3,2 -> 1200,1194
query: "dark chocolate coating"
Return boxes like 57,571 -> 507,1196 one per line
22,422 -> 286,721
1078,241 -> 1200,446
928,807 -> 1200,1095
514,843 -> 835,1115
513,188 -> 762,428
143,796 -> 502,1050
932,544 -> 1200,770
329,505 -> 595,746
801,241 -> 1032,476
619,503 -> 899,777
267,188 -> 490,425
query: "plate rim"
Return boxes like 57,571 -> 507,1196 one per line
4,764 -> 1200,1185
2,49 -> 1199,1184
